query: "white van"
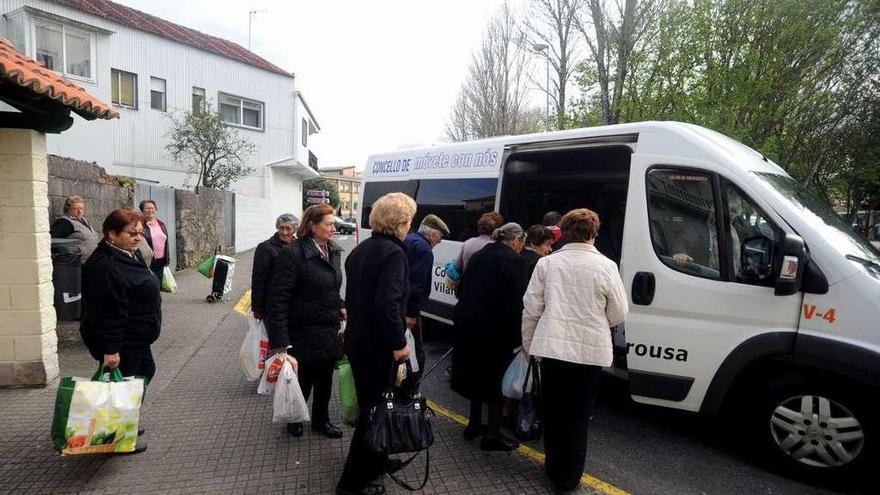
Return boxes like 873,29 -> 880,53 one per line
356,121 -> 880,477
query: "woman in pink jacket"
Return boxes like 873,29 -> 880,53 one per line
521,208 -> 629,493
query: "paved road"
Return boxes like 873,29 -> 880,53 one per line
335,234 -> 870,495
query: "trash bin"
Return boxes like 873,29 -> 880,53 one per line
51,238 -> 81,321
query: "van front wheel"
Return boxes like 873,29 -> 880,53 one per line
757,375 -> 874,478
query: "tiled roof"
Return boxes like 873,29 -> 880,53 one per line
51,0 -> 293,77
0,38 -> 118,119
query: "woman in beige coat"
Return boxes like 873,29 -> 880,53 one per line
521,208 -> 629,493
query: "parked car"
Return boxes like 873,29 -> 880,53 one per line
334,216 -> 356,235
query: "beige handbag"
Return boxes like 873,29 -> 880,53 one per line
138,240 -> 154,267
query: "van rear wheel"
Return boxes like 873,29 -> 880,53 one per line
755,374 -> 874,479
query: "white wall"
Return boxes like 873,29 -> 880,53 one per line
269,166 -> 303,221
234,193 -> 276,252
1,0 -> 304,199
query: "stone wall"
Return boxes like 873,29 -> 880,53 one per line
47,155 -> 133,228
175,188 -> 226,268
0,130 -> 58,386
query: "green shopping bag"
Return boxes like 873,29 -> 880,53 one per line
51,364 -> 145,455
336,357 -> 358,425
197,255 -> 216,278
161,266 -> 177,293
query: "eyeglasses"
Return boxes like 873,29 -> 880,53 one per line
127,230 -> 144,237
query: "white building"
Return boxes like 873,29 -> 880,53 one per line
0,0 -> 319,245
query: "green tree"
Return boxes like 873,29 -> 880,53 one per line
166,102 -> 256,191
302,178 -> 340,211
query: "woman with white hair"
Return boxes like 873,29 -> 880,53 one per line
452,222 -> 528,451
250,213 -> 299,321
337,192 -> 415,495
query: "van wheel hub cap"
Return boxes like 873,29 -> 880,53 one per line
770,395 -> 864,468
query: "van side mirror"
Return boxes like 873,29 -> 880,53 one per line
774,234 -> 807,296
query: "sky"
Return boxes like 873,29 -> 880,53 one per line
117,0 -> 512,170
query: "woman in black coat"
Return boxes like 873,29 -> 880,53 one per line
337,192 -> 416,495
265,204 -> 345,439
80,208 -> 161,455
250,213 -> 298,321
522,224 -> 554,281
452,222 -> 528,451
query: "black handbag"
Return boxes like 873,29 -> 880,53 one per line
363,361 -> 435,491
514,357 -> 543,442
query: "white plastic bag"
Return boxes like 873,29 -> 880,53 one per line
404,328 -> 419,373
502,349 -> 531,399
240,315 -> 269,381
273,360 -> 310,423
161,266 -> 177,293
258,353 -> 286,395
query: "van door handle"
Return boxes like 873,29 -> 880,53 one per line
632,272 -> 655,305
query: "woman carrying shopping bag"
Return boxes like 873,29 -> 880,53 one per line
522,209 -> 629,493
452,222 -> 529,451
79,208 -> 162,455
336,192 -> 414,495
265,204 -> 345,439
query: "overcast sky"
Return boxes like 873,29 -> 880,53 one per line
117,0 -> 513,170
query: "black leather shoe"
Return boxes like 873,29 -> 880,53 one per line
480,434 -> 519,451
336,482 -> 385,495
463,423 -> 487,440
312,421 -> 343,438
287,422 -> 304,437
118,439 -> 147,455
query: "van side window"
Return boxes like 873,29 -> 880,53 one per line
360,180 -> 418,229
647,169 -> 721,280
412,178 -> 497,242
725,183 -> 782,287
360,178 -> 498,241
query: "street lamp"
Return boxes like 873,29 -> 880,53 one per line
532,43 -> 550,120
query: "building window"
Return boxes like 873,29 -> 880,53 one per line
219,93 -> 263,130
192,87 -> 205,114
150,77 -> 166,111
111,69 -> 137,108
302,118 -> 308,147
34,19 -> 94,79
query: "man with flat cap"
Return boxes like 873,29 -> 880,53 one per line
404,214 -> 450,377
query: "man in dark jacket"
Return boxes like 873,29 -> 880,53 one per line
403,214 -> 449,375
251,213 -> 298,320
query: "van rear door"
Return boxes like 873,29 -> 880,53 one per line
620,152 -> 802,412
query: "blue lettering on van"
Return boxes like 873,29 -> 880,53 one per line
371,158 -> 412,174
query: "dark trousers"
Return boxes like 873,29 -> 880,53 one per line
117,345 -> 156,380
295,358 -> 334,425
149,259 -> 165,283
541,358 -> 602,491
338,352 -> 393,491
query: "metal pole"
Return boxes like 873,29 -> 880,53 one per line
545,54 -> 550,120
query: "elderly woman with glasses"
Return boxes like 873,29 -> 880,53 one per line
79,208 -> 161,455
251,213 -> 299,322
452,222 -> 529,451
266,204 -> 345,440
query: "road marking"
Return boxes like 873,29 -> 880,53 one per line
427,399 -> 631,495
234,290 -> 251,316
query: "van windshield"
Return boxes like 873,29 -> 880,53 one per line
754,172 -> 880,262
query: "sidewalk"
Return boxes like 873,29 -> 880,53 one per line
0,249 -> 605,494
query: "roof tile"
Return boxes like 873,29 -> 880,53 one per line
0,37 -> 118,120
51,0 -> 292,77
